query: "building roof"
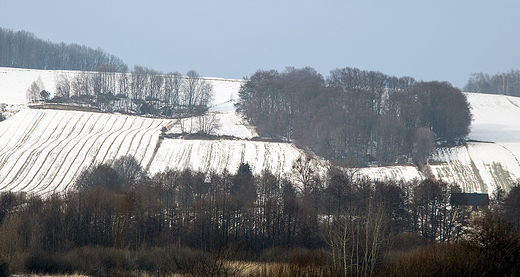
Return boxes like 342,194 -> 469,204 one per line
450,193 -> 489,208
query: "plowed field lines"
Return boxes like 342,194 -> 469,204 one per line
0,110 -> 172,194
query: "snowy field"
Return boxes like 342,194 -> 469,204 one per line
2,67 -> 520,194
466,93 -> 520,143
0,67 -> 313,195
148,139 -> 305,176
0,109 -> 174,194
0,67 -> 66,105
429,93 -> 520,193
355,165 -> 423,183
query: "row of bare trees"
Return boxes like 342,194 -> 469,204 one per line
49,66 -> 213,117
3,27 -> 214,118
238,67 -> 472,166
0,27 -> 125,71
464,69 -> 520,96
4,156 -> 516,275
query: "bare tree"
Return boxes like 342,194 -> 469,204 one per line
55,73 -> 71,100
326,204 -> 392,277
117,64 -> 131,112
71,71 -> 92,102
148,70 -> 164,115
131,65 -> 149,112
196,114 -> 221,135
112,155 -> 144,185
414,127 -> 435,167
26,75 -> 45,103
0,214 -> 23,270
183,70 -> 200,111
183,70 -> 214,114
291,153 -> 320,195
164,72 -> 183,106
149,70 -> 164,101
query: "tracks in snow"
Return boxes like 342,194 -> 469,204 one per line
0,109 -> 173,195
0,109 -> 304,195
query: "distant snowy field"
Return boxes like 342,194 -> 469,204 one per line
429,93 -> 520,193
148,139 -> 305,176
0,67 -> 63,104
466,93 -> 520,143
2,67 -> 520,194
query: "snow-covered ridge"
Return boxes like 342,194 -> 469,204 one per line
2,67 -> 520,195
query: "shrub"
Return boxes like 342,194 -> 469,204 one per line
250,262 -> 338,277
0,257 -> 9,277
134,247 -> 169,273
258,247 -> 288,262
381,216 -> 520,277
379,243 -> 480,277
25,251 -> 74,274
167,245 -> 248,277
168,247 -> 219,276
465,215 -> 520,276
64,246 -> 133,276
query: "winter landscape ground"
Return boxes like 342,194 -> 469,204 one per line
1,67 -> 520,195
429,93 -> 520,193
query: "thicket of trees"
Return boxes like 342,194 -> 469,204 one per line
0,28 -> 126,71
238,67 -> 472,166
3,155 -> 519,276
464,69 -> 520,96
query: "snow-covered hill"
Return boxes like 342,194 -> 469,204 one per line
429,93 -> 520,193
0,109 -> 173,194
1,67 -> 520,195
0,67 -> 317,195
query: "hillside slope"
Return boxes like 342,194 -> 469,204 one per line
2,67 -> 520,194
0,109 -> 173,194
0,69 -> 319,195
429,93 -> 520,193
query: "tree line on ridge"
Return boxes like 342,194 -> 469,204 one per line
0,27 -> 125,71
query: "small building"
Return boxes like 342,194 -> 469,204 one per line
450,193 -> 489,222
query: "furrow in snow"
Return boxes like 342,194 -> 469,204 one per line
4,111 -> 82,191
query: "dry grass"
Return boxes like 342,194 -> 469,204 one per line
19,275 -> 90,277
15,261 -> 336,277
226,261 -> 279,276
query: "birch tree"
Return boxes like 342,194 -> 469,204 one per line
26,76 -> 45,103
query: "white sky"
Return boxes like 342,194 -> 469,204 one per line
1,0 -> 519,88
